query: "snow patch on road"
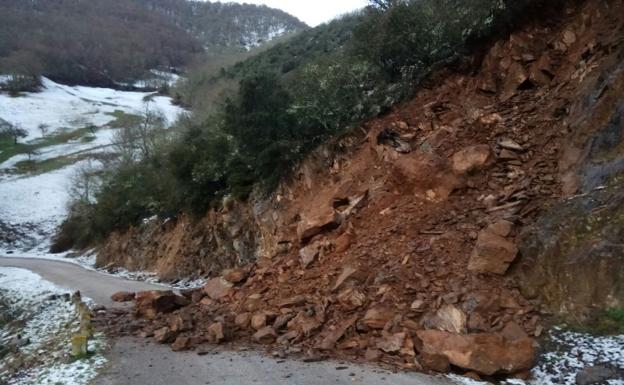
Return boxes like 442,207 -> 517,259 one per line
0,267 -> 107,385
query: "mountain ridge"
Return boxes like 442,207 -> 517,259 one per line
0,0 -> 307,86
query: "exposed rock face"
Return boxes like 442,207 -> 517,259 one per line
514,46 -> 624,324
417,330 -> 535,376
515,187 -> 624,322
97,201 -> 264,281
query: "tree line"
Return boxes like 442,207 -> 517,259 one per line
0,0 -> 306,87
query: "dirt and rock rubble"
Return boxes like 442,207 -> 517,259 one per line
97,0 -> 624,382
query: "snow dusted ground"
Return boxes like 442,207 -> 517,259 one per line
0,77 -> 181,140
131,70 -> 181,89
0,77 -> 184,258
0,128 -> 116,169
0,267 -> 107,385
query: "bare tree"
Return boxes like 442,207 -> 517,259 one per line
38,123 -> 49,138
0,123 -> 28,144
368,0 -> 403,10
114,102 -> 166,162
69,160 -> 100,204
25,145 -> 39,161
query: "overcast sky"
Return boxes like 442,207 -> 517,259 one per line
225,0 -> 369,26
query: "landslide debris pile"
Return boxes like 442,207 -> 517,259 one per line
98,0 -> 624,381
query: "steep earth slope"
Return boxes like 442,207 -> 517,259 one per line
99,0 -> 624,381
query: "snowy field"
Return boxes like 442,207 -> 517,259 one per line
0,267 -> 107,385
0,77 -> 184,258
0,77 -> 181,141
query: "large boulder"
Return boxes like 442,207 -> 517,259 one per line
135,291 -> 190,319
468,229 -> 518,275
417,330 -> 535,376
253,326 -> 277,344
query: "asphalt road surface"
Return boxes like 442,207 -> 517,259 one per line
0,256 -> 166,306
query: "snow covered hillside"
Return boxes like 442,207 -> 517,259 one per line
0,78 -> 184,258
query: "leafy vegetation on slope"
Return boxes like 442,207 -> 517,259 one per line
57,0 -> 558,250
0,0 -> 306,87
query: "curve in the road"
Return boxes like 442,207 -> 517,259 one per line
0,256 -> 462,385
0,257 -> 166,306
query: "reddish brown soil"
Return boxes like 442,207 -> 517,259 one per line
100,0 -> 624,381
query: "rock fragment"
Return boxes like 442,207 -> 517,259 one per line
154,327 -> 177,344
111,291 -> 135,302
468,229 -> 518,275
171,336 -> 191,351
202,277 -> 233,300
451,145 -> 492,174
135,291 -> 190,319
253,326 -> 277,344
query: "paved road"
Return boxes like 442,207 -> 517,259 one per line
95,338 -> 457,385
0,257 -> 459,385
0,257 -> 166,306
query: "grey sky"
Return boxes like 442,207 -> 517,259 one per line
225,0 -> 369,26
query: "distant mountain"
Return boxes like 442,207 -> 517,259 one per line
0,0 -> 307,86
143,0 -> 308,51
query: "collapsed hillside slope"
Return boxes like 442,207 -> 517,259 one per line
99,0 -> 624,380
